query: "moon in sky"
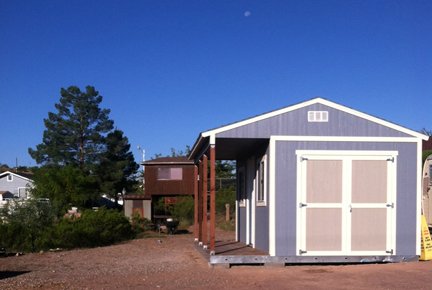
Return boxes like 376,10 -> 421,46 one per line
244,11 -> 251,17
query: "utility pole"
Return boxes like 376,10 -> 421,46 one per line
137,145 -> 145,192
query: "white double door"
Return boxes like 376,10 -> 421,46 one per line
297,151 -> 397,256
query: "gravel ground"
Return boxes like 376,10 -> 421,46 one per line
1,230 -> 432,289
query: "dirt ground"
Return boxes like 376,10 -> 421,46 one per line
1,230 -> 432,290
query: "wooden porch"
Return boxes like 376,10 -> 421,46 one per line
189,133 -> 270,266
212,240 -> 267,256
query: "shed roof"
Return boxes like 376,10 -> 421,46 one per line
189,97 -> 429,159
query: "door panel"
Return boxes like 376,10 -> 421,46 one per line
352,160 -> 387,203
306,208 -> 342,251
351,208 -> 387,251
306,160 -> 342,203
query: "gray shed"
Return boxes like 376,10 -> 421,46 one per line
189,98 -> 428,264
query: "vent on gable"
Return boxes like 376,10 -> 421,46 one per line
308,111 -> 329,122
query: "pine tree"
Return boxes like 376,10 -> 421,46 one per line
28,86 -> 114,169
98,130 -> 139,205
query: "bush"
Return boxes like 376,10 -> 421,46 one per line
171,196 -> 194,227
0,198 -> 55,252
52,208 -> 134,249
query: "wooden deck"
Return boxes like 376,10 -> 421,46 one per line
213,240 -> 267,256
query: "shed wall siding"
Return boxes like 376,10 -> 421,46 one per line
238,207 -> 246,243
274,141 -> 417,256
255,206 -> 269,251
217,104 -> 410,139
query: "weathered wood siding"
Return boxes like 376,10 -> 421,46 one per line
145,165 -> 194,196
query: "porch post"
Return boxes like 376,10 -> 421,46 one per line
202,154 -> 208,247
193,164 -> 199,241
209,145 -> 216,253
198,160 -> 203,243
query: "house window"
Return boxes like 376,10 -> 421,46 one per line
256,155 -> 267,206
157,167 -> 183,180
238,168 -> 246,207
7,174 -> 13,182
308,111 -> 329,122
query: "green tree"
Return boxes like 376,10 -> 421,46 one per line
31,165 -> 99,215
28,85 -> 114,170
152,146 -> 191,159
98,129 -> 139,205
169,146 -> 191,157
216,160 -> 235,179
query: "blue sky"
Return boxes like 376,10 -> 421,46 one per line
0,0 -> 431,167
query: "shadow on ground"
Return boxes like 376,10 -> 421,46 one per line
0,271 -> 30,280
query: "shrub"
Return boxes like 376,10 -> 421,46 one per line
0,198 -> 55,252
52,208 -> 134,249
131,212 -> 154,234
171,196 -> 194,227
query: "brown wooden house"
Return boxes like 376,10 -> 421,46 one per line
143,156 -> 195,221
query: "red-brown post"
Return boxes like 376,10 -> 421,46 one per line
209,145 -> 216,253
198,160 -> 203,243
202,154 -> 208,247
193,164 -> 199,241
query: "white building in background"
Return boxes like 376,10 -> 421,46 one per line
0,171 -> 34,207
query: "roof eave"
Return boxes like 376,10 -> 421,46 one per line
188,133 -> 209,161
